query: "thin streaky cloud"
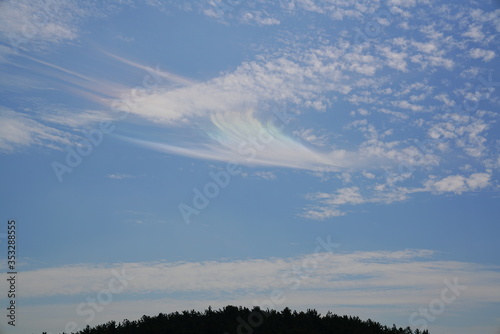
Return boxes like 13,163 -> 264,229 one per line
15,249 -> 500,304
116,110 -> 355,171
103,51 -> 198,87
20,54 -> 98,83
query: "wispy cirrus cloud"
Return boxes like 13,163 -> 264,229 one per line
0,0 -> 107,59
120,110 -> 354,171
12,246 -> 500,334
18,246 -> 500,334
0,108 -> 71,152
1,0 -> 498,224
106,173 -> 135,180
15,248 -> 500,302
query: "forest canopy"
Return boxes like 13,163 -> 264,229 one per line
44,305 -> 430,334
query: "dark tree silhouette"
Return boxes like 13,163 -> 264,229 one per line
44,305 -> 430,334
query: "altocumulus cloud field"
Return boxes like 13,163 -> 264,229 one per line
0,0 -> 500,333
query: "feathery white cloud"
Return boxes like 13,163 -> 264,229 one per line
14,248 -> 500,302
0,0 -> 106,56
14,246 -> 500,334
423,173 -> 491,194
0,108 -> 71,152
469,48 -> 496,62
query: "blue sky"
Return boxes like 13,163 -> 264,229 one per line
0,0 -> 500,333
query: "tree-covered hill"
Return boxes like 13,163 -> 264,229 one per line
45,305 -> 430,334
